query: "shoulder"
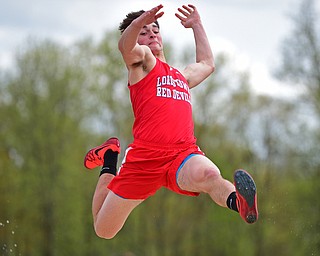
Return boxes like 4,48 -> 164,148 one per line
127,50 -> 157,85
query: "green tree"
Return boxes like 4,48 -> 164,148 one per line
276,0 -> 320,117
275,0 -> 320,254
1,16 -> 319,254
0,38 -> 98,255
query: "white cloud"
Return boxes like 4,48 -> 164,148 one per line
0,0 -> 306,97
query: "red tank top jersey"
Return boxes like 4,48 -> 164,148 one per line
129,58 -> 196,145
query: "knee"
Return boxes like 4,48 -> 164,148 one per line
191,166 -> 221,185
94,224 -> 118,240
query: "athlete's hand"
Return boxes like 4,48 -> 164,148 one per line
136,4 -> 164,27
175,4 -> 201,28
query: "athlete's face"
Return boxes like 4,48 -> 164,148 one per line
138,23 -> 163,54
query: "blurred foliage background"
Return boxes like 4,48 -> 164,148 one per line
0,0 -> 319,255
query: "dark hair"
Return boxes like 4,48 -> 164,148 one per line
119,10 -> 160,34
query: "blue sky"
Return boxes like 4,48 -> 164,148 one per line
0,0 -> 312,95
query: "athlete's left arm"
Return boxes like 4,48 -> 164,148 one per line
176,4 -> 215,89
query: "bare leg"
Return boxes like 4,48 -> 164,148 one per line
92,174 -> 143,239
92,173 -> 114,221
177,155 -> 235,207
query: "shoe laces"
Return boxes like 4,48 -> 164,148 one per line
86,151 -> 102,162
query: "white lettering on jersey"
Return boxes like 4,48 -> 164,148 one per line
156,75 -> 191,104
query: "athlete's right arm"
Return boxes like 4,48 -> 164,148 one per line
118,21 -> 147,67
118,5 -> 164,67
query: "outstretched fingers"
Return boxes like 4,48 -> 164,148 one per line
175,4 -> 199,27
145,4 -> 164,21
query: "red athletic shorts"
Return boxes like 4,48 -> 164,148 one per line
107,139 -> 204,199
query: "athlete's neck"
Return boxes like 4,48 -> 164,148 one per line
152,51 -> 166,63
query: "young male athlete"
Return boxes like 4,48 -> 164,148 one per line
84,4 -> 258,239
